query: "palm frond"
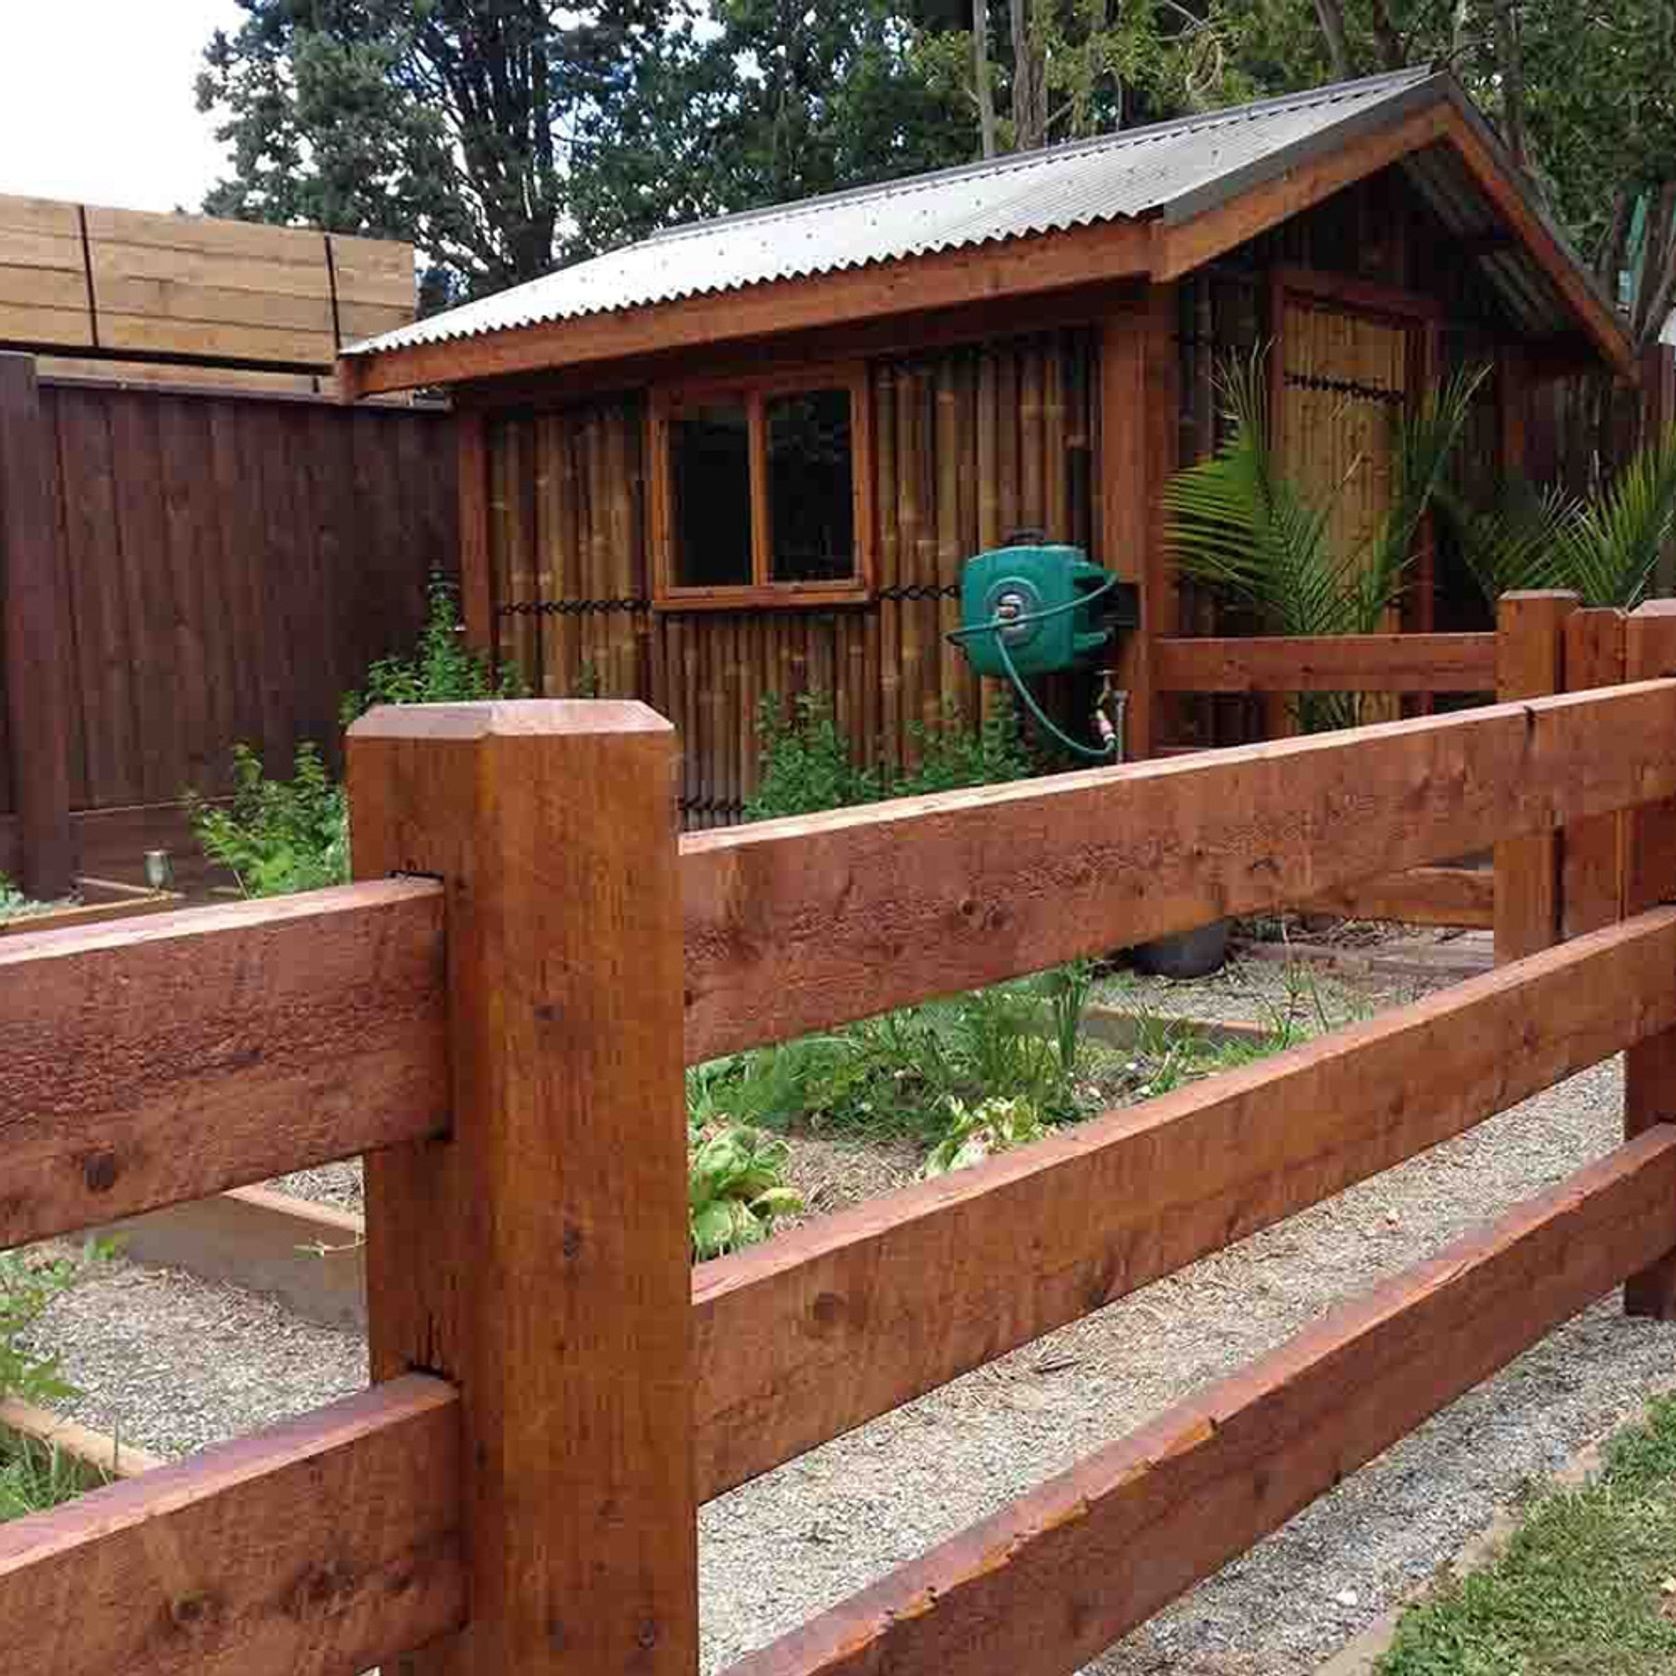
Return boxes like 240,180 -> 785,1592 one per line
1436,475 -> 1574,602
1555,423 -> 1676,608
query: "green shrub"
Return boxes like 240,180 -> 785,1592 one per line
190,743 -> 349,898
339,572 -> 525,727
746,689 -> 1037,822
899,698 -> 1035,795
688,1120 -> 803,1260
745,693 -> 883,820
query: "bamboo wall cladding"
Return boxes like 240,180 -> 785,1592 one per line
483,329 -> 1097,827
1280,299 -> 1411,582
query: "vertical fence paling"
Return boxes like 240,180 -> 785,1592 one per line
1493,589 -> 1576,963
1622,601 -> 1676,1320
1561,607 -> 1629,937
0,353 -> 74,897
345,699 -> 698,1674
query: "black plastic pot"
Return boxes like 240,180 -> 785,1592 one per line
1132,919 -> 1231,980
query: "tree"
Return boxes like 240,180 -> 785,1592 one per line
199,1 -> 668,297
567,3 -> 980,255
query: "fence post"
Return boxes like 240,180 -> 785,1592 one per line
1493,589 -> 1577,963
1560,607 -> 1628,938
0,353 -> 75,899
1622,600 -> 1676,1319
345,699 -> 697,1672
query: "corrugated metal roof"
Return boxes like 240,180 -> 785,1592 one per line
349,67 -> 1441,358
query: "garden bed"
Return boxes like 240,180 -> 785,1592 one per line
0,876 -> 182,937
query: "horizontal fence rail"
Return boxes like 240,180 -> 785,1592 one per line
681,680 -> 1676,1059
724,1128 -> 1676,1676
0,879 -> 447,1246
1153,631 -> 1498,694
0,1376 -> 463,1676
690,905 -> 1676,1495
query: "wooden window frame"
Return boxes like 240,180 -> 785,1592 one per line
648,361 -> 874,610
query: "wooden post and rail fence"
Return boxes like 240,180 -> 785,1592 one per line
5,595 -> 1676,1672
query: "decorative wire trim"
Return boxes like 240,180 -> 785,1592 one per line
1281,371 -> 1405,403
495,597 -> 650,616
875,582 -> 960,601
681,795 -> 746,817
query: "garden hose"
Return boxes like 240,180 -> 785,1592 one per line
947,578 -> 1124,763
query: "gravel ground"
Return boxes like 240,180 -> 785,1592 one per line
23,963 -> 1676,1673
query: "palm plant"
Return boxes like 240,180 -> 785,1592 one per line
1442,425 -> 1676,609
1163,348 -> 1488,730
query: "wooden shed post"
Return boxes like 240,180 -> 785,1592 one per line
1622,599 -> 1676,1319
0,353 -> 74,900
1492,589 -> 1576,963
345,699 -> 697,1674
1100,284 -> 1177,759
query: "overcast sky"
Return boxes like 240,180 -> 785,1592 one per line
0,2 -> 246,212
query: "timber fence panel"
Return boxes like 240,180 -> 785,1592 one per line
683,678 -> 1676,1059
721,1129 -> 1676,1676
0,1376 -> 463,1676
690,905 -> 1676,1495
0,878 -> 447,1246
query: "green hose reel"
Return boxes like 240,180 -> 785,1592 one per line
950,536 -> 1139,760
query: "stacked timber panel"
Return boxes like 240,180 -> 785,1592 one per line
0,193 -> 414,370
480,329 -> 1096,827
0,197 -> 93,350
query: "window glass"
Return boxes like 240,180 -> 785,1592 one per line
671,400 -> 752,587
765,388 -> 855,583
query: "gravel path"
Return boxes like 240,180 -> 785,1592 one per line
24,969 -> 1676,1672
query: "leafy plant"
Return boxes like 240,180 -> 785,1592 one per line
745,692 -> 883,820
690,961 -> 1095,1149
922,1095 -> 1049,1177
340,572 -> 525,727
0,1246 -> 101,1408
898,697 -> 1036,795
190,743 -> 349,898
688,1120 -> 803,1260
1164,349 -> 1487,730
1443,424 -> 1676,610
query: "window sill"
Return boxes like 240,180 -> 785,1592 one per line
652,585 -> 873,613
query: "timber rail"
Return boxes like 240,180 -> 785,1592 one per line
3,594 -> 1676,1672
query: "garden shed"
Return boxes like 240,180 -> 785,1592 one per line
339,65 -> 1633,826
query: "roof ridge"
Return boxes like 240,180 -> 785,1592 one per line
630,66 -> 1438,253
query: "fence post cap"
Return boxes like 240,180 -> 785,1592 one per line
346,698 -> 672,742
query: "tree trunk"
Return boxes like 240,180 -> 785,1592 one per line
974,0 -> 998,158
1366,0 -> 1405,69
1311,0 -> 1352,80
1008,0 -> 1047,150
1492,1 -> 1527,166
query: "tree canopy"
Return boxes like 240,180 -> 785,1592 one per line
199,0 -> 1676,346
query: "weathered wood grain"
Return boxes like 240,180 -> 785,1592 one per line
723,1128 -> 1676,1676
348,701 -> 698,1675
0,879 -> 447,1247
683,675 -> 1676,1058
1560,607 -> 1627,937
1493,589 -> 1575,963
0,1375 -> 463,1676
1302,862 -> 1491,927
691,905 -> 1676,1496
1153,632 -> 1496,695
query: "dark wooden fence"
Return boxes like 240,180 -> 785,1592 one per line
0,352 -> 455,895
5,615 -> 1676,1672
